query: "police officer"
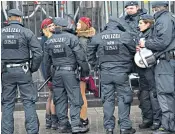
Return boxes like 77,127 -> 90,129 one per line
1,9 -> 43,134
87,17 -> 136,134
42,18 -> 89,134
139,1 -> 175,134
136,14 -> 162,130
121,1 -> 147,40
120,1 -> 157,129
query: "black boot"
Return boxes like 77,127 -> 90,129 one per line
80,118 -> 89,126
45,114 -> 52,129
120,128 -> 136,134
57,121 -> 72,133
106,128 -> 113,134
72,123 -> 89,134
150,122 -> 161,130
51,114 -> 58,130
139,121 -> 153,129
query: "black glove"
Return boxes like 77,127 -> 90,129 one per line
30,60 -> 40,73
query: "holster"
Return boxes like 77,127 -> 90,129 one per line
1,62 -> 7,73
159,50 -> 175,61
75,66 -> 81,80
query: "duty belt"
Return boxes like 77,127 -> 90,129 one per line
159,50 -> 175,60
6,62 -> 29,68
56,66 -> 75,71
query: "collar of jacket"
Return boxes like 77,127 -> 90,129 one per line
154,10 -> 169,20
139,28 -> 152,38
125,8 -> 147,20
8,20 -> 23,26
76,27 -> 96,38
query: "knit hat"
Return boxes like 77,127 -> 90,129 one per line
79,17 -> 92,28
41,18 -> 53,29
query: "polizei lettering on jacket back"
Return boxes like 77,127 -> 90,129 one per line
48,37 -> 66,44
101,34 -> 120,40
2,28 -> 21,33
102,34 -> 120,55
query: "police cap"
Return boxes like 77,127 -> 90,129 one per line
125,1 -> 139,8
151,1 -> 169,8
53,17 -> 68,27
8,9 -> 23,17
140,14 -> 154,21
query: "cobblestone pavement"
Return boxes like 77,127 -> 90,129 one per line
14,106 -> 154,134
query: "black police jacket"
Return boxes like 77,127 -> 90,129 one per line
44,32 -> 88,79
1,20 -> 43,72
145,10 -> 175,52
87,23 -> 135,73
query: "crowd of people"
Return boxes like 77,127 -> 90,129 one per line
1,1 -> 175,134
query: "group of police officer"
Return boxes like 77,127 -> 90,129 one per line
1,1 -> 175,134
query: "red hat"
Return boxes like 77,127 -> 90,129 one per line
40,18 -> 53,29
79,17 -> 92,28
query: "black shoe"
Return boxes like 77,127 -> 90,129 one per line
51,114 -> 58,130
51,123 -> 58,130
150,123 -> 161,130
58,122 -> 72,133
72,124 -> 89,134
120,128 -> 136,134
152,128 -> 173,134
80,118 -> 89,126
106,128 -> 113,134
45,114 -> 52,129
139,121 -> 153,129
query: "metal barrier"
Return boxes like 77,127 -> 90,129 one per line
2,1 -> 175,101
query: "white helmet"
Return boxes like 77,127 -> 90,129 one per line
134,48 -> 156,68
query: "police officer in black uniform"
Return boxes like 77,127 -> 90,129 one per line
43,18 -> 89,134
137,14 -> 162,130
139,1 -> 175,134
1,9 -> 43,134
87,17 -> 136,134
121,1 -> 147,40
120,1 -> 159,129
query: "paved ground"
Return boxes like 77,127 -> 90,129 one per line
14,106 -> 155,134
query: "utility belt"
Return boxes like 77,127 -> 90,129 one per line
159,50 -> 175,60
6,62 -> 29,68
55,66 -> 76,71
5,62 -> 29,73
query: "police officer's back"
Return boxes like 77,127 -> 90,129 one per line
87,17 -> 136,134
43,17 -> 89,133
88,17 -> 135,72
1,9 -> 43,134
